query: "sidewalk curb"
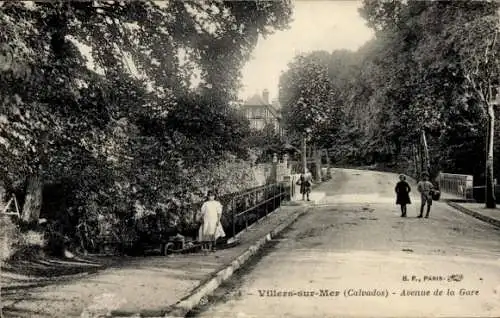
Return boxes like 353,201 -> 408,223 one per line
232,206 -> 281,242
446,200 -> 500,228
164,206 -> 311,318
233,181 -> 323,241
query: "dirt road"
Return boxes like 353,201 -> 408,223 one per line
192,169 -> 500,317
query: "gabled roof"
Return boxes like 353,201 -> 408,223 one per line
241,104 -> 281,119
241,93 -> 282,119
244,93 -> 268,106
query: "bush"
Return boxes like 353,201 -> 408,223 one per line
43,220 -> 71,256
0,215 -> 21,263
0,215 -> 46,262
42,154 -> 262,253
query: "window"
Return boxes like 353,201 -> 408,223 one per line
257,120 -> 264,130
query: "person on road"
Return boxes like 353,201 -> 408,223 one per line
417,172 -> 434,218
395,174 -> 411,217
198,190 -> 225,251
431,171 -> 441,201
297,169 -> 313,201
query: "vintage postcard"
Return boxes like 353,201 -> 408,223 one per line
1,1 -> 499,317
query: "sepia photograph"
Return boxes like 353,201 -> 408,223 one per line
0,0 -> 500,317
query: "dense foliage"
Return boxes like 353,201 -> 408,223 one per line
0,1 -> 292,254
244,123 -> 285,163
279,53 -> 343,148
279,1 -> 500,184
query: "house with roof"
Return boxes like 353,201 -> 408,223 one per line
240,89 -> 283,135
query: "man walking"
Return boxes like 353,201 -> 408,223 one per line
417,172 -> 434,218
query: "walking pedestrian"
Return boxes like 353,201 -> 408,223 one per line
417,172 -> 434,218
395,174 -> 411,217
197,190 -> 225,251
297,169 -> 313,201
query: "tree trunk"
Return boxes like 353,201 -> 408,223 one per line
325,149 -> 330,172
416,145 -> 421,178
313,144 -> 322,181
20,11 -> 69,224
411,145 -> 414,177
394,139 -> 401,161
421,130 -> 430,174
21,131 -> 49,224
417,142 -> 423,178
21,172 -> 43,223
485,103 -> 496,208
302,136 -> 307,174
325,149 -> 332,180
0,180 -> 5,204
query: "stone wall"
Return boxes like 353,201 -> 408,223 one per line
252,163 -> 273,185
252,159 -> 292,186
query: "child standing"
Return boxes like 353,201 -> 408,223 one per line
198,190 -> 225,251
417,173 -> 434,218
297,169 -> 313,201
395,174 -> 411,217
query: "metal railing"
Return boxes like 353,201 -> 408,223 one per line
438,173 -> 473,200
221,182 -> 289,238
88,182 -> 292,252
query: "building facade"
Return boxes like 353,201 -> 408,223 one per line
241,89 -> 283,135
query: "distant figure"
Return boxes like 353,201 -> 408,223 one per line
417,172 -> 434,218
395,174 -> 411,217
297,169 -> 313,201
431,172 -> 441,200
198,190 -> 225,251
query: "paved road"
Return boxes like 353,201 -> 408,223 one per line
192,169 -> 500,318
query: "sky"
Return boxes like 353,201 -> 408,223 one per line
238,0 -> 374,102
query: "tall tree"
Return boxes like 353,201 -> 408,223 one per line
0,0 -> 293,248
446,4 -> 500,207
279,53 -> 341,146
355,0 -> 499,183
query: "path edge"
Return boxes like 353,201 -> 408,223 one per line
164,206 -> 310,318
446,200 -> 500,228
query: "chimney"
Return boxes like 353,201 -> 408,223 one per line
262,89 -> 269,104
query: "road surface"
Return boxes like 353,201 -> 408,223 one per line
191,169 -> 500,318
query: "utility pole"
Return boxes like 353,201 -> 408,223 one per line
302,134 -> 307,174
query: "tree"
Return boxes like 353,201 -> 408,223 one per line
280,54 -> 337,136
353,0 -> 500,184
0,1 -> 293,254
243,122 -> 283,163
280,53 -> 343,151
446,4 -> 500,207
279,53 -> 331,175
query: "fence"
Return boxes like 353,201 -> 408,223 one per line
221,182 -> 289,238
438,173 -> 473,200
87,182 -> 291,254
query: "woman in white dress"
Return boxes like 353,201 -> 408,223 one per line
198,190 -> 225,251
